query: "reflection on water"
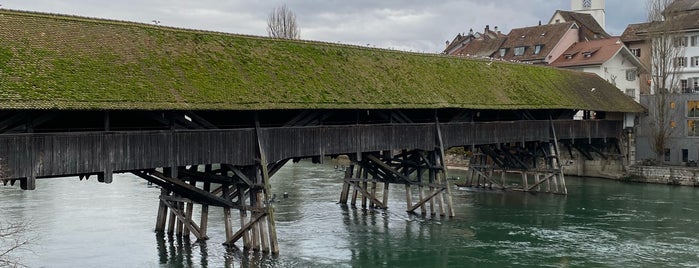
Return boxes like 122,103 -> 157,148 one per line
3,161 -> 699,267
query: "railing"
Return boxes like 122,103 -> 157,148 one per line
0,120 -> 621,180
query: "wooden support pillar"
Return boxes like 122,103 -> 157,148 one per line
175,201 -> 184,236
223,185 -> 234,245
370,182 -> 378,208
339,164 -> 354,204
184,180 -> 196,238
500,171 -> 506,190
382,182 -> 389,208
522,172 -> 529,191
19,176 -> 35,191
155,188 -> 170,232
238,185 -> 251,250
255,113 -> 279,254
428,167 -> 436,216
405,184 -> 412,211
199,182 -> 210,240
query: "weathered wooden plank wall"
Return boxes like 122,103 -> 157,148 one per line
0,120 -> 621,180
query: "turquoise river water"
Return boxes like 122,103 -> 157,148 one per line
2,161 -> 699,267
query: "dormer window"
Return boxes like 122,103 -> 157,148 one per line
565,54 -> 573,59
514,46 -> 526,56
534,44 -> 543,55
583,52 -> 592,58
499,48 -> 507,57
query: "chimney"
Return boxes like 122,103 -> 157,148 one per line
485,25 -> 490,32
469,28 -> 474,35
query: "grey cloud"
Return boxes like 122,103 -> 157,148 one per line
6,0 -> 646,53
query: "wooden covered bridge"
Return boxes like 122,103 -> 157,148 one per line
0,10 -> 643,253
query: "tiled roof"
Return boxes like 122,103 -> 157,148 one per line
498,22 -> 576,62
0,9 -> 643,113
452,36 -> 507,58
670,10 -> 699,32
620,22 -> 653,42
665,0 -> 699,14
554,11 -> 610,39
550,38 -> 624,67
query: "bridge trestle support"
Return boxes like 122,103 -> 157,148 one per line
135,160 -> 286,254
339,150 -> 455,217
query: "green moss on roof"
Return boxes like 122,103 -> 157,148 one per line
0,9 -> 644,112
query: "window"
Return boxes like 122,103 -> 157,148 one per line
665,148 -> 671,162
630,48 -> 641,57
534,44 -> 543,55
687,100 -> 699,117
682,79 -> 689,92
674,36 -> 688,47
583,0 -> 592,8
683,149 -> 689,162
625,88 -> 635,98
626,69 -> 637,81
692,35 -> 699,46
514,46 -> 526,56
689,120 -> 699,136
692,56 -> 699,67
692,77 -> 699,91
499,48 -> 507,57
676,57 -> 687,68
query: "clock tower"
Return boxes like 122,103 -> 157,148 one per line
571,0 -> 606,30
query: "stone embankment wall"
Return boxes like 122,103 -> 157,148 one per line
559,151 -> 626,179
625,166 -> 699,186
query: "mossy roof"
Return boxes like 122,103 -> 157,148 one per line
0,9 -> 644,112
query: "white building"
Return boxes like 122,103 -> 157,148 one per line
550,37 -> 646,104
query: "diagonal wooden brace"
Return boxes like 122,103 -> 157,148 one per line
525,173 -> 556,192
223,212 -> 267,246
408,187 -> 446,213
347,180 -> 386,209
160,198 -> 207,240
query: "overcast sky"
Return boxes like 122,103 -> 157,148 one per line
4,0 -> 647,53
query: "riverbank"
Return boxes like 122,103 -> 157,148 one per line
445,153 -> 699,188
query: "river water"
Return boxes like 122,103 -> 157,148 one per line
2,161 -> 699,267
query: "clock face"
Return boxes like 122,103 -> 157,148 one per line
583,0 -> 592,8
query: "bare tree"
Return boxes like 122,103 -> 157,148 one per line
266,4 -> 300,39
0,221 -> 30,267
645,0 -> 685,162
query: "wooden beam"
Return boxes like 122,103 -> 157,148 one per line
223,212 -> 267,246
179,169 -> 234,184
161,198 -> 206,239
132,171 -> 238,208
408,187 -> 445,213
223,164 -> 254,186
255,113 -> 279,254
365,154 -> 411,183
348,181 -> 386,209
525,173 -> 555,192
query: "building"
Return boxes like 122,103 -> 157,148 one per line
569,0 -> 606,30
445,25 -> 507,58
550,37 -> 647,102
549,10 -> 610,40
635,0 -> 699,165
495,22 -> 580,64
620,22 -> 653,95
